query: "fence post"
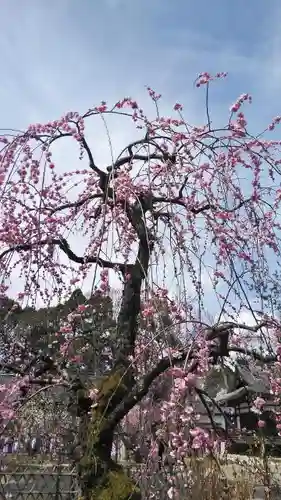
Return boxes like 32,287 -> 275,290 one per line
55,462 -> 62,500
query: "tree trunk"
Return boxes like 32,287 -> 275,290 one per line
78,369 -> 141,500
77,197 -> 152,499
79,452 -> 141,500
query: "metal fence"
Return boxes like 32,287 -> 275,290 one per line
0,454 -> 80,500
2,454 -> 280,499
0,458 -> 189,500
0,453 -> 197,500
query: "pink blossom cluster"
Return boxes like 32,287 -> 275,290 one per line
251,396 -> 266,415
0,80 -> 278,303
0,377 -> 30,429
115,97 -> 138,110
230,93 -> 252,113
268,115 -> 281,131
2,72 -> 281,468
195,71 -> 227,87
158,367 -> 212,461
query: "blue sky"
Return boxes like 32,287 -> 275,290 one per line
1,0 -> 281,130
1,0 -> 281,327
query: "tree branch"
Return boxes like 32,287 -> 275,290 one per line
195,387 -> 220,434
27,377 -> 69,387
207,321 -> 268,336
0,237 -> 127,271
228,346 -> 277,363
111,152 -> 170,171
196,387 -> 232,432
152,196 -> 252,215
215,386 -> 249,404
0,362 -> 23,376
107,135 -> 175,173
79,135 -> 107,180
103,356 -> 199,433
204,321 -> 269,359
101,317 -> 277,433
48,193 -> 102,215
153,196 -> 213,212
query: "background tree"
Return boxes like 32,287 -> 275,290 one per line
0,289 -> 116,375
0,289 -> 117,458
0,73 -> 281,499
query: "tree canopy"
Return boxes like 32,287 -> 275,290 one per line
1,72 -> 281,499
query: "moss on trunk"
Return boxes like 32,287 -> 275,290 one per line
78,369 -> 141,500
79,461 -> 141,500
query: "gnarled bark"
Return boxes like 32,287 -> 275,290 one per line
78,370 -> 141,500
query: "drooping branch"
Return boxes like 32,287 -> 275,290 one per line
0,237 -> 127,272
79,133 -> 175,205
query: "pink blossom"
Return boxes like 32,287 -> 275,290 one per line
89,388 -> 99,401
1,74 -> 281,467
